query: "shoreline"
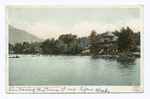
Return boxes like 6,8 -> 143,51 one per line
9,52 -> 140,58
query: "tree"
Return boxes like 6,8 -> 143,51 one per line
9,43 -> 14,51
30,42 -> 40,53
134,31 -> 140,45
41,39 -> 51,53
58,33 -> 77,47
23,42 -> 30,49
112,30 -> 120,36
56,41 -> 69,54
117,27 -> 136,52
41,38 -> 58,54
14,43 -> 23,53
22,42 -> 30,53
90,30 -> 100,53
76,36 -> 90,50
71,44 -> 83,54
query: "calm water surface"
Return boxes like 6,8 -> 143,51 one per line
9,55 -> 140,86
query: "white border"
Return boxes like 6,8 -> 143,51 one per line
5,5 -> 144,94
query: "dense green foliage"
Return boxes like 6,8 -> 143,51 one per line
12,42 -> 41,54
41,34 -> 82,54
9,27 -> 140,54
30,42 -> 41,53
57,34 -> 82,54
90,30 -> 100,53
76,36 -> 90,50
112,30 -> 120,36
22,42 -> 30,53
58,33 -> 77,47
9,43 -> 14,51
41,38 -> 58,53
117,27 -> 136,52
14,43 -> 23,53
134,32 -> 140,45
23,42 -> 30,50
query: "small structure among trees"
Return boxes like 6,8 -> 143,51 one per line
98,31 -> 118,52
9,26 -> 138,55
90,26 -> 137,54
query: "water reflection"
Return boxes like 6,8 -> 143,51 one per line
116,58 -> 136,70
9,55 -> 140,86
90,56 -> 101,59
90,57 -> 136,70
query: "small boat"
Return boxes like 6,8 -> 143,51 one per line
16,55 -> 20,58
9,55 -> 20,58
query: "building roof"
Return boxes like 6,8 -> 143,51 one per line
104,32 -> 115,37
99,32 -> 118,43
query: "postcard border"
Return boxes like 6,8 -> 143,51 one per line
6,5 -> 144,93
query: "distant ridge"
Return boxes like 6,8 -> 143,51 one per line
9,25 -> 44,45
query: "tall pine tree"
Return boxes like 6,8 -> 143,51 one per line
90,30 -> 100,54
117,27 -> 136,52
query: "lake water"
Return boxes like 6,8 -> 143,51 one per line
9,55 -> 140,86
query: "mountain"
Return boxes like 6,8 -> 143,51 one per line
9,25 -> 44,45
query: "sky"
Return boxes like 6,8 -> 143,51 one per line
8,6 -> 141,39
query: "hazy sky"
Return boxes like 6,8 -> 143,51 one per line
8,6 -> 141,39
